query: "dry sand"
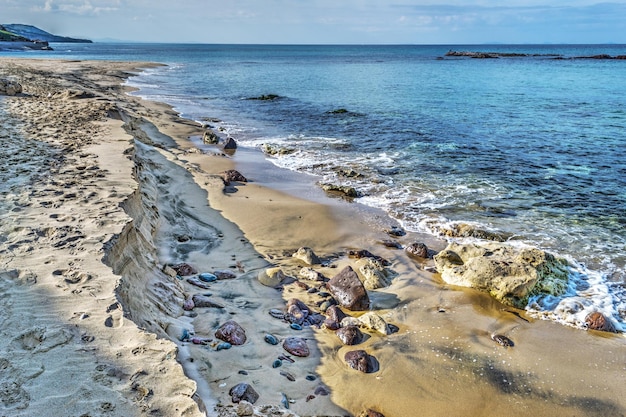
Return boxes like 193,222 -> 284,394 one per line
1,58 -> 625,417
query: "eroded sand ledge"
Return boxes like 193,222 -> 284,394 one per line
1,59 -> 625,417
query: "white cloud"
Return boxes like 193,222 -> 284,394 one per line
31,0 -> 119,15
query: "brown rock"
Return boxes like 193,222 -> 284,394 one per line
327,266 -> 370,311
344,350 -> 377,373
171,263 -> 197,276
192,294 -> 224,308
325,305 -> 348,323
286,298 -> 310,325
229,383 -> 259,404
585,312 -> 617,333
405,242 -> 430,258
215,320 -> 247,345
282,337 -> 310,357
214,269 -> 237,280
336,325 -> 363,345
221,169 -> 247,184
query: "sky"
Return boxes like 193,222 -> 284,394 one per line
2,0 -> 625,44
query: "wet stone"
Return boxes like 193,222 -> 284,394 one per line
282,337 -> 310,357
336,325 -> 364,345
229,383 -> 259,404
344,350 -> 377,373
215,320 -> 247,345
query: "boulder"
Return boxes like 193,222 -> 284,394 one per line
223,137 -> 238,150
229,383 -> 259,404
202,130 -> 220,144
434,242 -> 569,308
336,325 -> 363,345
325,305 -> 348,323
405,242 -> 431,259
585,312 -> 617,333
292,247 -> 321,265
327,266 -> 370,311
0,79 -> 22,96
215,320 -> 247,345
355,258 -> 392,290
320,183 -> 360,198
257,267 -> 286,287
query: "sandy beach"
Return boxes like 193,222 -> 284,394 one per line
1,58 -> 625,417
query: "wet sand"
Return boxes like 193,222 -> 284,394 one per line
0,58 -> 624,417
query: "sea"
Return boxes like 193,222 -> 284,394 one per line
4,43 -> 625,332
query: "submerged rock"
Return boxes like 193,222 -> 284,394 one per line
320,183 -> 360,199
202,130 -> 220,144
434,242 -> 569,308
215,320 -> 247,345
327,266 -> 370,311
257,267 -> 287,288
222,137 -> 238,150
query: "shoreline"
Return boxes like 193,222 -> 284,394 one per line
1,58 -> 625,417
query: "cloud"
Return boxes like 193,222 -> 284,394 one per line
31,0 -> 119,15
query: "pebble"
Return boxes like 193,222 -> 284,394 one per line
280,393 -> 289,409
264,333 -> 279,345
215,342 -> 232,351
280,371 -> 295,381
269,308 -> 285,320
272,359 -> 283,368
305,374 -> 317,381
290,323 -> 302,331
491,334 -> 514,347
282,337 -> 310,357
199,272 -> 218,282
179,329 -> 191,342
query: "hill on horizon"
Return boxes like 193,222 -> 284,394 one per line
1,24 -> 92,43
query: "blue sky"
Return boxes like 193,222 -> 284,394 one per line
2,0 -> 625,44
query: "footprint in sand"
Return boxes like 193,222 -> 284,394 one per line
104,306 -> 124,328
0,358 -> 31,411
10,326 -> 74,353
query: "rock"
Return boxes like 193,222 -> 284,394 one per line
386,226 -> 406,237
341,316 -> 361,328
262,143 -> 295,156
257,267 -> 287,288
198,272 -> 218,282
348,250 -> 390,266
405,242 -> 431,259
432,222 -> 512,242
171,263 -> 197,276
286,298 -> 310,325
361,410 -> 385,417
187,277 -> 211,289
192,294 -> 224,308
299,267 -> 326,281
323,319 -> 341,330
202,130 -> 220,144
327,266 -> 370,311
336,325 -> 364,345
320,183 -> 360,198
381,239 -> 402,249
326,305 -> 348,323
344,350 -> 377,373
215,320 -> 247,345
235,401 -> 254,416
223,137 -> 238,150
229,383 -> 259,404
355,258 -> 392,290
585,312 -> 617,333
221,169 -> 247,185
282,337 -> 310,357
0,79 -> 22,96
433,242 -> 570,308
292,247 -> 321,265
183,298 -> 195,311
214,269 -> 237,280
358,312 -> 391,336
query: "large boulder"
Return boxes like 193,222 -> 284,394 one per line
433,242 -> 569,308
327,266 -> 370,311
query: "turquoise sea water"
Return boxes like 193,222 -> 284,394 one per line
4,43 -> 625,330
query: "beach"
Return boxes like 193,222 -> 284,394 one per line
1,58 -> 625,417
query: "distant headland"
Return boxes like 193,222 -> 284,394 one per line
0,24 -> 92,51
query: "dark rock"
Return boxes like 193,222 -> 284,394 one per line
585,312 -> 617,333
186,277 -> 211,289
248,94 -> 280,101
381,239 -> 402,249
386,226 -> 406,237
171,263 -> 197,276
286,298 -> 310,325
323,319 -> 341,330
229,383 -> 259,404
405,242 -> 431,259
215,320 -> 247,345
347,250 -> 390,266
305,313 -> 325,326
192,294 -> 224,309
320,183 -> 360,199
336,325 -> 364,345
223,137 -> 238,150
325,305 -> 348,323
327,266 -> 370,311
214,269 -> 237,280
221,169 -> 247,185
282,337 -> 310,357
344,350 -> 377,373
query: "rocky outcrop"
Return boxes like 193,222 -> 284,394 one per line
320,183 -> 360,199
434,242 -> 569,308
0,79 -> 22,96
